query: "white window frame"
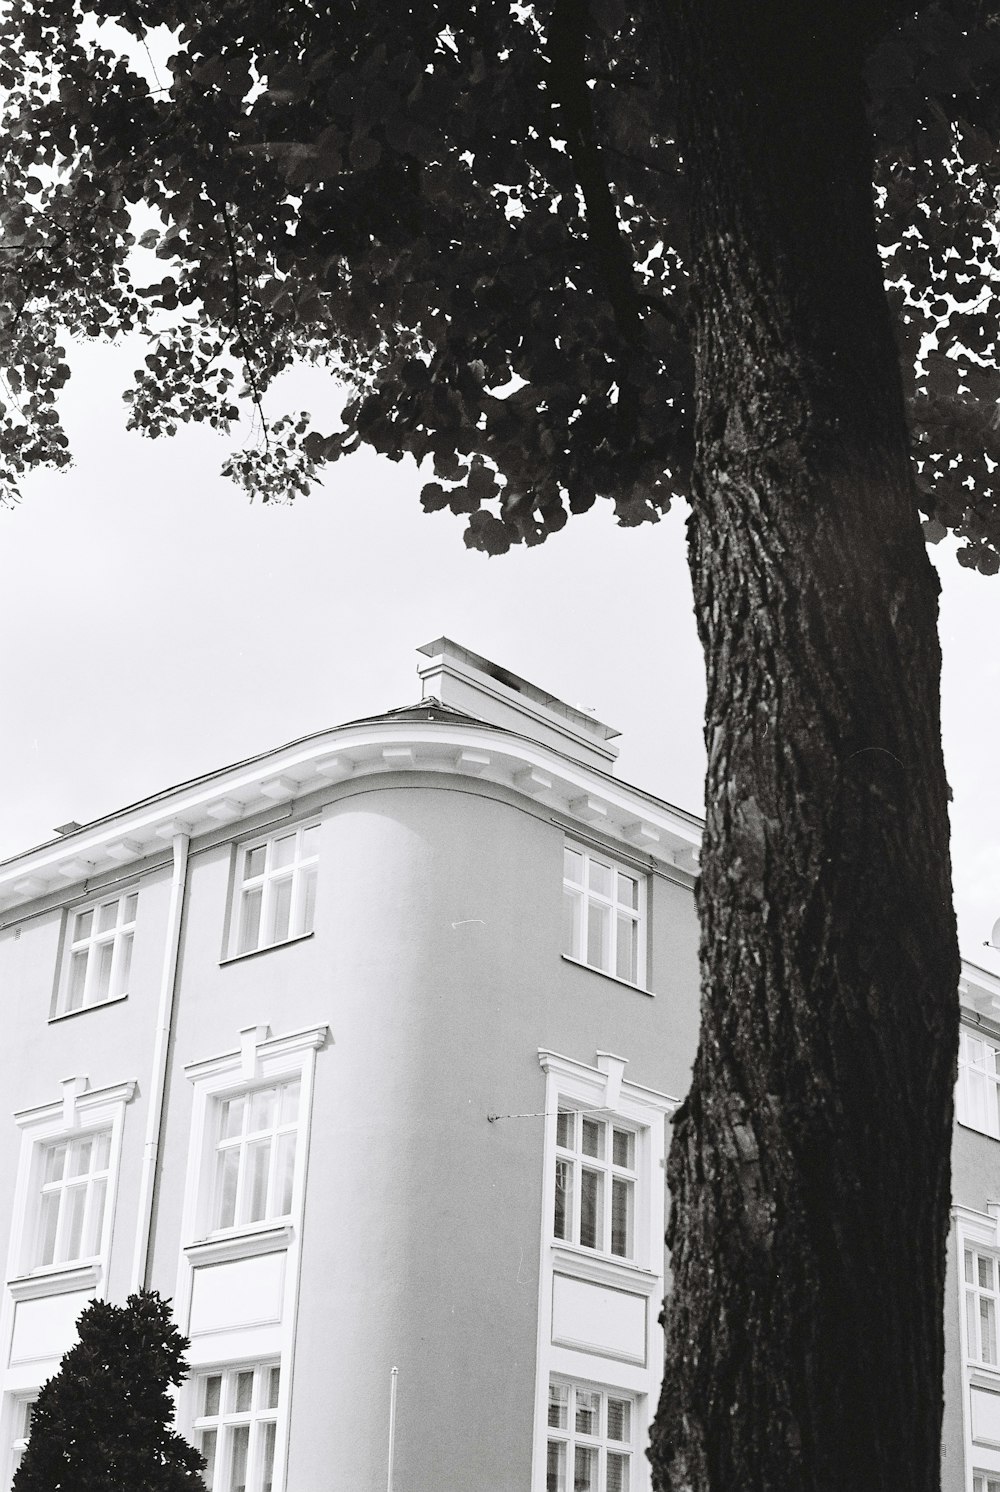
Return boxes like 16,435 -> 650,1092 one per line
532,1051 -> 676,1492
553,1108 -> 639,1262
546,1377 -> 637,1492
562,843 -> 646,988
209,1079 -> 302,1235
975,1472 -> 1000,1492
958,1027 -> 1000,1140
967,1242 -> 1000,1370
55,889 -> 138,1016
183,1027 -> 325,1249
7,1393 -> 35,1485
175,1024 -> 328,1492
229,822 -> 320,958
33,1130 -> 113,1271
5,1076 -> 135,1288
192,1359 -> 281,1492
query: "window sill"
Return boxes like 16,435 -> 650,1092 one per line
956,1118 -> 1000,1142
8,1261 -> 101,1300
550,1242 -> 661,1293
560,954 -> 653,997
48,993 -> 129,1024
184,1222 -> 294,1266
220,930 -> 314,966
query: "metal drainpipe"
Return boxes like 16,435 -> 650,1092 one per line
130,830 -> 190,1295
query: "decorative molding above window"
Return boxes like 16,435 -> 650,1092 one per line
7,1261 -> 101,1302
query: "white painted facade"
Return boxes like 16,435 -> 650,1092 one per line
0,637 -> 989,1491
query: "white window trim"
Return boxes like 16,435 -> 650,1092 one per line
53,890 -> 138,1017
531,1050 -> 676,1492
562,841 -> 648,990
957,1026 -> 1000,1141
175,1023 -> 328,1492
190,1357 -> 281,1492
0,1075 -> 136,1484
5,1077 -> 136,1287
955,1207 -> 1000,1489
227,822 -> 320,960
5,1390 -> 35,1489
545,1376 -> 639,1492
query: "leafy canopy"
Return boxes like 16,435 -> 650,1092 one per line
0,1 -> 999,567
12,1289 -> 206,1492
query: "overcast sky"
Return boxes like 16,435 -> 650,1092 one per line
2,339 -> 998,976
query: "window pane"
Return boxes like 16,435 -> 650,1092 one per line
221,1095 -> 247,1141
574,1445 -> 598,1492
245,846 -> 266,880
616,913 -> 637,983
968,1291 -> 979,1357
580,1168 -> 602,1250
74,909 -> 93,941
275,1132 -> 296,1216
982,1297 -> 998,1364
116,931 -> 134,996
587,901 -> 611,971
980,1256 -> 995,1291
266,1366 -> 281,1410
85,1177 -> 107,1255
229,1423 -> 250,1492
260,1419 -> 277,1492
269,876 -> 293,945
967,1248 -> 975,1285
581,1118 -> 603,1159
215,1147 -> 240,1229
63,1184 -> 87,1261
613,1129 -> 634,1169
272,833 -> 296,869
238,887 -> 263,954
607,1398 -> 631,1443
588,859 -> 612,898
204,1375 -> 222,1417
607,1451 -> 630,1492
38,1190 -> 60,1266
300,865 -> 318,935
43,1142 -> 67,1185
199,1428 -> 217,1489
234,1371 -> 254,1414
69,1137 -> 93,1178
617,872 -> 639,910
279,1082 -> 300,1126
123,892 -> 138,923
554,1159 -> 572,1242
249,1088 -> 277,1132
548,1383 -> 569,1430
97,900 -> 118,933
546,1439 -> 566,1492
245,1139 -> 271,1223
93,939 -> 115,1002
95,1131 -> 111,1168
563,888 -> 583,959
300,824 -> 320,858
563,848 -> 584,885
67,950 -> 88,1011
556,1110 -> 574,1149
611,1176 -> 633,1258
575,1389 -> 599,1436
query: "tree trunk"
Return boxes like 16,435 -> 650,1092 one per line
648,6 -> 960,1490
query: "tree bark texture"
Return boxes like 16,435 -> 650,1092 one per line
648,6 -> 960,1490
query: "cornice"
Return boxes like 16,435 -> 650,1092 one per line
0,719 -> 703,916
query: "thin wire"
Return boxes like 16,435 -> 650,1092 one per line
486,1104 -> 615,1124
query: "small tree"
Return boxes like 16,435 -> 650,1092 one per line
13,1289 -> 207,1492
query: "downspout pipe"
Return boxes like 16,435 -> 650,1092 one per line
130,830 -> 190,1294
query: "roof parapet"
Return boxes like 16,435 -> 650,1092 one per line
416,637 -> 620,772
